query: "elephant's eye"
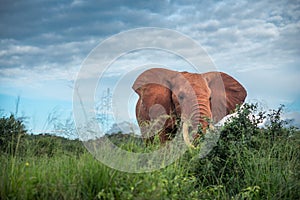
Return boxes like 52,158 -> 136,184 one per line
178,92 -> 185,100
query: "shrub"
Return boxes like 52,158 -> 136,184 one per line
189,103 -> 299,198
0,114 -> 26,154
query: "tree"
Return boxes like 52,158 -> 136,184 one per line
0,114 -> 27,154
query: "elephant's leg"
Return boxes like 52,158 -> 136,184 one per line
139,122 -> 154,144
158,115 -> 178,143
158,130 -> 167,143
136,99 -> 154,144
158,127 -> 178,143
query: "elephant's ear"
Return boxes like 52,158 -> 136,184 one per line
202,72 -> 247,122
132,68 -> 176,94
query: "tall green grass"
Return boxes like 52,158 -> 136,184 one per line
0,104 -> 299,199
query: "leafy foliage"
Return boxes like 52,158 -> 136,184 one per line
0,114 -> 26,154
0,103 -> 299,199
0,114 -> 84,157
188,103 -> 299,198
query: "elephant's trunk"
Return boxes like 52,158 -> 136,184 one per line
194,98 -> 212,130
182,98 -> 212,147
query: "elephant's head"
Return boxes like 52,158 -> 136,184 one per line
132,68 -> 247,146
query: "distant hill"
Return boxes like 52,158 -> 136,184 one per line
106,121 -> 140,135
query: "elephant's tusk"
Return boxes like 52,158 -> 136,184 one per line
182,122 -> 195,148
209,123 -> 215,131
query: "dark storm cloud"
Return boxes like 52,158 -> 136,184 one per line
0,0 -> 299,107
0,0 -> 172,77
0,0 -> 170,42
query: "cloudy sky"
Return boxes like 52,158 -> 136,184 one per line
0,0 -> 299,135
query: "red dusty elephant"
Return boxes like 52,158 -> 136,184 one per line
132,68 -> 247,146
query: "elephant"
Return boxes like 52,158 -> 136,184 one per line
132,68 -> 247,146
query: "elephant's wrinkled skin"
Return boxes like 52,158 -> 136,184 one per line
132,68 -> 247,146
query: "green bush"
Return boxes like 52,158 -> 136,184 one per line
0,114 -> 85,157
0,114 -> 26,155
189,103 -> 300,198
25,134 -> 85,157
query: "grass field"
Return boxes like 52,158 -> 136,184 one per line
1,104 -> 299,199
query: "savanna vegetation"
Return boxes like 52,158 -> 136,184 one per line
0,104 -> 299,199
